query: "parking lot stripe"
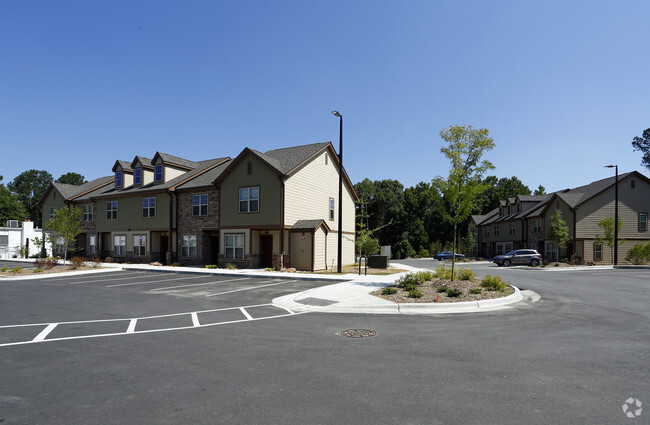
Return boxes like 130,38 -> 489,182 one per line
191,313 -> 200,327
205,280 -> 297,297
106,274 -> 210,288
150,277 -> 252,291
239,307 -> 253,320
33,323 -> 57,342
127,319 -> 137,333
70,272 -> 148,285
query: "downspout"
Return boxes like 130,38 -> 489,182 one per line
175,191 -> 179,263
280,179 -> 285,270
571,207 -> 577,262
167,190 -> 174,264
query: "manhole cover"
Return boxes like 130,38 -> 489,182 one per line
340,329 -> 377,338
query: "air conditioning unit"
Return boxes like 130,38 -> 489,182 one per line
6,220 -> 19,228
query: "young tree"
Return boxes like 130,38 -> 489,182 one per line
0,184 -> 27,223
534,185 -> 546,195
354,200 -> 391,260
44,206 -> 83,260
438,125 -> 495,280
8,169 -> 53,227
548,209 -> 570,262
56,172 -> 87,186
631,128 -> 650,171
596,216 -> 625,264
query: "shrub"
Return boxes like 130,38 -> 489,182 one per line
437,285 -> 448,293
403,283 -> 418,292
382,286 -> 398,295
408,288 -> 423,298
265,267 -> 276,272
434,265 -> 456,280
481,275 -> 507,291
35,258 -> 57,269
0,267 -> 7,272
416,270 -> 436,282
11,267 -> 23,273
447,288 -> 463,297
417,247 -> 430,258
34,268 -> 44,273
70,257 -> 86,269
396,273 -> 420,288
469,288 -> 482,294
625,242 -> 650,265
171,262 -> 181,267
204,264 -> 218,269
225,263 -> 237,270
458,268 -> 475,281
90,257 -> 102,267
104,257 -> 115,263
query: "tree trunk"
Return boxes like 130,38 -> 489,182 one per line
451,221 -> 457,281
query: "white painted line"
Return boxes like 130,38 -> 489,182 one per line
151,277 -> 252,291
0,311 -> 307,348
239,307 -> 253,320
274,305 -> 296,315
106,274 -> 209,288
126,319 -> 137,333
191,313 -> 200,327
205,280 -> 297,297
70,272 -> 147,285
32,323 -> 58,342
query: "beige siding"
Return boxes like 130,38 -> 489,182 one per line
291,231 -> 312,270
544,199 -> 574,240
283,150 -> 356,234
314,228 -> 326,270
326,231 -> 355,268
143,169 -> 154,185
165,165 -> 186,182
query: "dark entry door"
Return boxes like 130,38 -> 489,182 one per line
260,235 -> 273,268
161,235 -> 169,262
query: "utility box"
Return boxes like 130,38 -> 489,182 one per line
380,245 -> 391,259
368,255 -> 389,269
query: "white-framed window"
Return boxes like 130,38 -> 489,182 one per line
639,213 -> 648,231
533,219 -> 542,233
329,198 -> 335,221
134,235 -> 146,256
155,164 -> 163,182
89,235 -> 97,256
181,235 -> 197,257
83,205 -> 93,222
509,223 -> 516,235
493,225 -> 499,236
0,235 -> 8,246
484,228 -> 490,237
134,168 -> 142,185
239,187 -> 259,213
225,234 -> 244,260
546,242 -> 555,259
496,243 -> 504,256
107,201 -> 118,220
594,242 -> 602,261
192,194 -> 208,216
142,197 -> 156,218
115,171 -> 123,188
55,237 -> 65,254
50,206 -> 60,219
114,235 -> 126,256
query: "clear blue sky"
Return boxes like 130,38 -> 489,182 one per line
2,1 -> 649,193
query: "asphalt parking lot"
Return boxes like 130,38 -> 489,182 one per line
1,263 -> 648,424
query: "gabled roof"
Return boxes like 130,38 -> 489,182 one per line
39,176 -> 115,205
291,219 -> 331,232
152,152 -> 199,170
112,160 -> 133,172
131,156 -> 153,169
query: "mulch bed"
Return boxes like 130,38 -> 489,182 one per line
0,265 -> 102,276
371,278 -> 514,303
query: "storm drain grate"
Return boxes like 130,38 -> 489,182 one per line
340,329 -> 377,338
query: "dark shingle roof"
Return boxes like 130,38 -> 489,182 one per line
132,156 -> 153,169
113,160 -> 133,172
52,183 -> 83,200
157,153 -> 199,170
292,219 -> 330,231
262,142 -> 330,174
174,158 -> 231,190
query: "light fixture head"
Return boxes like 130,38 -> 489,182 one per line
605,164 -> 616,168
331,110 -> 341,117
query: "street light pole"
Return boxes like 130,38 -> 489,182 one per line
332,111 -> 343,273
605,164 -> 619,265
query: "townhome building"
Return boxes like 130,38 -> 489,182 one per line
471,171 -> 650,264
39,142 -> 357,271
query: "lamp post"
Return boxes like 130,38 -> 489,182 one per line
605,164 -> 618,265
332,110 -> 343,273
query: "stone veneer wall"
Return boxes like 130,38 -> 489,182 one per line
176,188 -> 220,266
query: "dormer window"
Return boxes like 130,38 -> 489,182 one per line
155,164 -> 163,182
134,168 -> 142,185
115,171 -> 123,187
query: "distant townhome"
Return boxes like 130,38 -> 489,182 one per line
470,171 -> 650,264
0,220 -> 51,259
39,142 -> 357,271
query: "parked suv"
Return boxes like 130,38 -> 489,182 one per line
493,249 -> 542,266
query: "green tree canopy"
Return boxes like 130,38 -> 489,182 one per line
596,216 -> 625,264
0,184 -> 27,224
45,206 -> 83,260
7,169 -> 53,227
478,176 -> 531,213
56,172 -> 87,185
534,185 -> 546,195
631,128 -> 650,171
548,209 -> 570,261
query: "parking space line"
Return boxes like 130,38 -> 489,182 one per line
239,307 -> 253,320
70,272 -> 148,285
127,319 -> 137,333
106,274 -> 210,288
205,280 -> 297,297
33,323 -> 57,342
150,277 -> 252,291
191,313 -> 200,327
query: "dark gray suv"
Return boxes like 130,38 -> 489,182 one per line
493,249 -> 542,266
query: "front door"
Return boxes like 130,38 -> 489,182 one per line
161,236 -> 169,262
260,235 -> 273,268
